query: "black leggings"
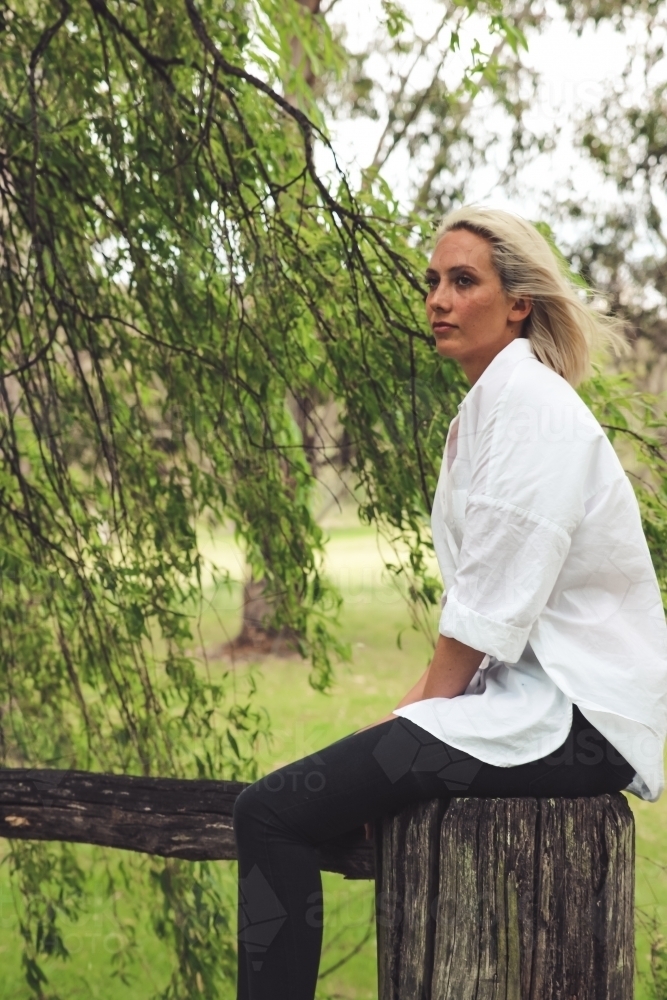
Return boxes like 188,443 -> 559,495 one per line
232,705 -> 634,1000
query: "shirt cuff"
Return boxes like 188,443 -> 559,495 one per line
439,593 -> 529,664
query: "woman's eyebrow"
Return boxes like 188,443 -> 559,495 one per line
448,263 -> 479,275
425,263 -> 480,278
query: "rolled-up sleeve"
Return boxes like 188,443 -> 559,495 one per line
439,496 -> 572,662
438,369 -> 609,663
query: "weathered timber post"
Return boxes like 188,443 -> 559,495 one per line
374,794 -> 635,1000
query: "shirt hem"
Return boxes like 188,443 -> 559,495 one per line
391,701 -> 573,770
573,700 -> 664,801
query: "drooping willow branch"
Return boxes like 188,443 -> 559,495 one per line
0,0 -> 464,794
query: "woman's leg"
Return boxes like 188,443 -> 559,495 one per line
467,705 -> 636,798
233,708 -> 633,1000
233,719 -> 484,1000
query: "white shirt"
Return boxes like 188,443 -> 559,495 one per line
394,337 -> 667,801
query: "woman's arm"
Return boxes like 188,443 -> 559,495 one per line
356,634 -> 486,733
422,634 -> 486,699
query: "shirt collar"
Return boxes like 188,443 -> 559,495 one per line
456,337 -> 536,412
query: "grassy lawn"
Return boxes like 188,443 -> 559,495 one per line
0,525 -> 665,998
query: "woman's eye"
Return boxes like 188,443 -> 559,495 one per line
455,274 -> 473,287
424,278 -> 439,291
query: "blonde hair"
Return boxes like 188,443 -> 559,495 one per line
434,206 -> 628,386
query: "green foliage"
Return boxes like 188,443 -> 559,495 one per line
149,858 -> 237,999
10,842 -> 86,990
380,1 -> 411,39
650,933 -> 667,999
581,370 -> 667,600
562,4 -> 667,354
327,0 -> 552,215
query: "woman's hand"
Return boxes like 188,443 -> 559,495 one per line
358,635 -> 486,840
357,635 -> 485,840
356,635 -> 485,736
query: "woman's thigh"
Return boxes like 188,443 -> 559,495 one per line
237,709 -> 633,848
236,717 -> 478,847
466,706 -> 635,798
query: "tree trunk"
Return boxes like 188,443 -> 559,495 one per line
226,578 -> 300,657
226,0 -> 325,660
239,578 -> 277,646
374,794 -> 635,1000
289,0 -> 323,95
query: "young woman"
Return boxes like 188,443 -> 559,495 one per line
233,207 -> 667,1000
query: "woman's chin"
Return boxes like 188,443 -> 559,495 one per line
433,338 -> 462,360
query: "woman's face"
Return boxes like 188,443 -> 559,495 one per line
425,228 -> 531,384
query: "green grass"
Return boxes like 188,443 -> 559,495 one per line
0,526 -> 666,998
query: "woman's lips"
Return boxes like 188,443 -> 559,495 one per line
433,323 -> 457,332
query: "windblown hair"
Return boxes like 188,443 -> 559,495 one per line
434,206 -> 628,387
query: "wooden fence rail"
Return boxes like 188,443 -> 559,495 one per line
0,768 -> 374,879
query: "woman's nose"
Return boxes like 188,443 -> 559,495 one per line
429,280 -> 453,313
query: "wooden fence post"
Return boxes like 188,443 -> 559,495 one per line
374,794 -> 635,1000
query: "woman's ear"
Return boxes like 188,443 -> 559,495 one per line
509,296 -> 532,322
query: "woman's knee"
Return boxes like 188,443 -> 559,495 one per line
233,781 -> 273,838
